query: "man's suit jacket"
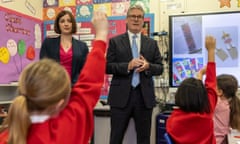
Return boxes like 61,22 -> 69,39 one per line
40,36 -> 89,85
106,32 -> 163,109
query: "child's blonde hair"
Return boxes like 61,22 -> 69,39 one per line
0,58 -> 71,144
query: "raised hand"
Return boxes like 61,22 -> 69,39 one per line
91,11 -> 108,42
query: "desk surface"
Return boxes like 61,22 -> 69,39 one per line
228,130 -> 240,144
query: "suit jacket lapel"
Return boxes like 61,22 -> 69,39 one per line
140,35 -> 148,55
71,38 -> 78,77
122,32 -> 133,58
55,37 -> 61,61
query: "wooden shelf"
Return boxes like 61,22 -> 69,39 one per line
0,83 -> 18,86
0,101 -> 12,104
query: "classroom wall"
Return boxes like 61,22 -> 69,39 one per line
1,0 -> 238,34
0,1 -> 239,144
156,0 -> 239,33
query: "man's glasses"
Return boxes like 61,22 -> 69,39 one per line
127,15 -> 144,20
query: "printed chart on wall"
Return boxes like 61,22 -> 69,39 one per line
0,6 -> 42,84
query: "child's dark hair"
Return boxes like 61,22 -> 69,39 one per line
175,77 -> 210,113
217,74 -> 240,131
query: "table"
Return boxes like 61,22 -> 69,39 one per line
228,129 -> 240,144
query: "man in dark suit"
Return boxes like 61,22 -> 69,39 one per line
106,5 -> 164,144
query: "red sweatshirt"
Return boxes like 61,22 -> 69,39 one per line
0,40 -> 106,144
166,62 -> 217,144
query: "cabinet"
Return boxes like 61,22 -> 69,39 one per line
0,84 -> 17,102
156,112 -> 171,144
0,84 -> 18,124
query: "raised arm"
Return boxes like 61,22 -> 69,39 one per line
204,35 -> 217,111
197,36 -> 216,81
72,11 -> 108,107
205,36 -> 216,63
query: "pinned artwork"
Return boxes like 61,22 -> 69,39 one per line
0,6 -> 42,84
76,5 -> 93,20
0,47 -> 10,64
76,0 -> 92,5
43,0 -> 58,7
26,46 -> 35,60
111,2 -> 130,16
219,0 -> 231,8
59,0 -> 75,6
43,7 -> 59,20
93,3 -> 111,16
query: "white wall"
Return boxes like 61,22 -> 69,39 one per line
1,0 -> 237,40
0,0 -> 42,19
151,0 -> 239,32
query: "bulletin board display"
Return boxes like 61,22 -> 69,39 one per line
43,13 -> 154,48
0,6 -> 42,84
42,0 -> 150,21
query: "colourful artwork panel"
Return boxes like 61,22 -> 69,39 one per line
112,0 -> 130,2
111,2 -> 130,16
43,7 -> 60,20
93,3 -> 111,16
76,5 -> 93,20
93,0 -> 111,4
59,6 -> 76,16
59,0 -> 75,6
0,6 -> 42,84
43,0 -> 58,7
76,0 -> 93,5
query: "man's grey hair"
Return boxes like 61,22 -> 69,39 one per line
127,5 -> 145,17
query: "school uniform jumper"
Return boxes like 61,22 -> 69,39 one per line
166,62 -> 217,144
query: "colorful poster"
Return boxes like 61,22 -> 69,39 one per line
43,0 -> 58,7
93,0 -> 111,4
59,6 -> 76,16
111,2 -> 130,16
0,6 -> 42,84
43,7 -> 60,20
112,0 -> 130,2
76,4 -> 93,20
59,0 -> 75,6
76,0 -> 93,5
93,3 -> 111,16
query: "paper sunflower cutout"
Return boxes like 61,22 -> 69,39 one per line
219,0 -> 231,8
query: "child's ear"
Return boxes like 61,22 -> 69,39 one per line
56,99 -> 65,110
49,99 -> 65,116
216,88 -> 223,97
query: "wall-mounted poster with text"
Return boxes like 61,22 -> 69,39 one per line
0,6 -> 42,84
